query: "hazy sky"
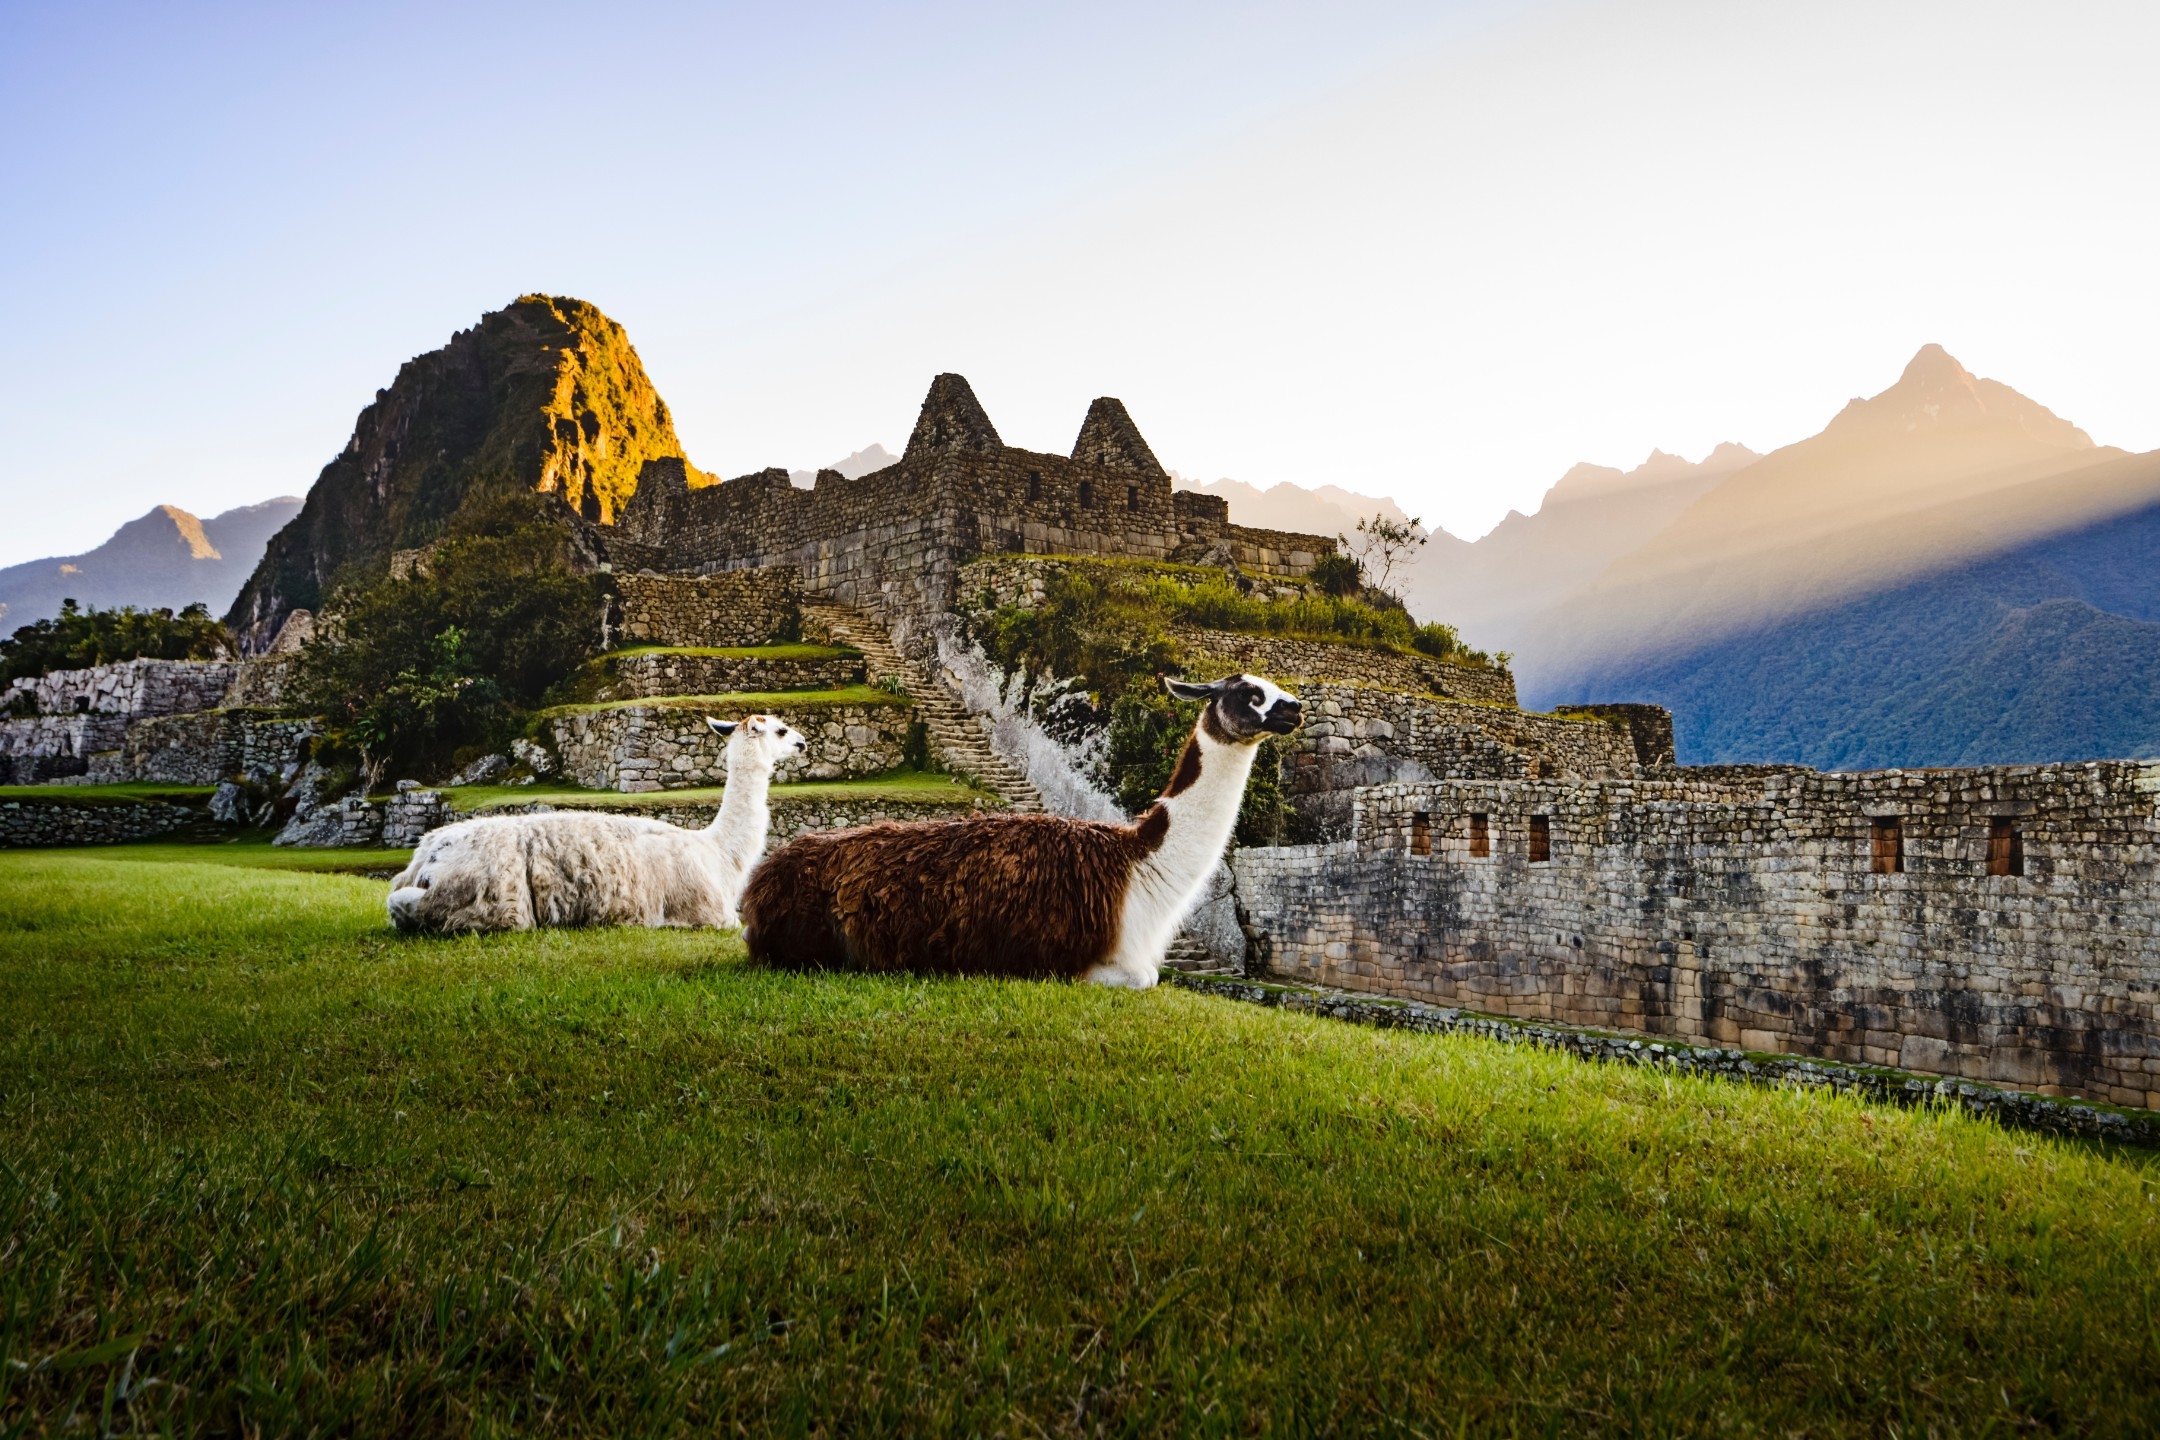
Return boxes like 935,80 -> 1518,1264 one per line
4,0 -> 2156,565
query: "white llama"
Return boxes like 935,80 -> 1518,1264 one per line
387,715 -> 804,934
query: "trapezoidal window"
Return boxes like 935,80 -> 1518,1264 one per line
1870,817 -> 1903,874
1079,480 -> 1095,509
1529,814 -> 1551,863
1126,484 -> 1140,512
1411,811 -> 1432,856
1468,812 -> 1490,859
1026,471 -> 1042,501
1987,817 -> 2024,877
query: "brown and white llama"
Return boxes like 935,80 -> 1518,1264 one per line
387,715 -> 806,933
740,673 -> 1300,986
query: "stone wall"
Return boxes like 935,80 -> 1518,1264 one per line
612,569 -> 801,648
1287,682 -> 1647,838
0,715 -> 130,783
607,395 -> 1335,620
1231,761 -> 2160,1107
3,659 -> 239,719
605,648 -> 863,699
0,796 -> 202,848
220,655 -> 300,709
279,787 -> 1005,849
545,699 -> 913,791
122,710 -> 318,786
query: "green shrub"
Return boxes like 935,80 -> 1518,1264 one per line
1,599 -> 232,684
293,497 -> 603,785
1307,551 -> 1363,597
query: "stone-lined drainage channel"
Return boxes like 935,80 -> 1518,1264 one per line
1167,972 -> 2160,1148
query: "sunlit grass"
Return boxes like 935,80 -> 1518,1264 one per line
1,849 -> 2155,1435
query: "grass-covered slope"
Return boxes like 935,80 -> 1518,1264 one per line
2,850 -> 2155,1434
227,295 -> 694,648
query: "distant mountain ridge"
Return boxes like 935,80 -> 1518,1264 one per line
0,497 -> 302,630
1400,444 -> 1758,645
790,443 -> 899,489
1173,474 -> 1420,542
1471,344 -> 2160,767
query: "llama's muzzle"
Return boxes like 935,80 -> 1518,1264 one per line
1262,697 -> 1303,735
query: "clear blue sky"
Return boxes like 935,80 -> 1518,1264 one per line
4,0 -> 2156,564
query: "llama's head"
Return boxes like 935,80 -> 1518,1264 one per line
1164,673 -> 1302,744
707,714 -> 808,771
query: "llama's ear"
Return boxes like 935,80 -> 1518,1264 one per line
707,717 -> 739,737
1164,675 -> 1226,702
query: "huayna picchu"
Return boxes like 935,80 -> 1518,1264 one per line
2,294 -> 2157,1120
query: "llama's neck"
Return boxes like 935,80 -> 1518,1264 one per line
1136,729 -> 1258,903
708,751 -> 773,865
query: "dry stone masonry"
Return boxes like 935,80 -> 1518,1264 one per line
603,647 -> 863,699
1233,762 -> 2160,1108
611,570 -> 802,648
0,793 -> 204,848
545,697 -> 912,791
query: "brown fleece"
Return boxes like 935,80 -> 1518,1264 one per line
1164,736 -> 1203,797
741,812 -> 1161,978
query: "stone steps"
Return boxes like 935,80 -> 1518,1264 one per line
803,602 -> 1045,814
1160,935 -> 1240,977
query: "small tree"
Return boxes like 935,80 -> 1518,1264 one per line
1340,513 -> 1427,597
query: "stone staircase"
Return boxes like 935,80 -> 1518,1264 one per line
804,601 -> 1044,813
1160,935 -> 1242,978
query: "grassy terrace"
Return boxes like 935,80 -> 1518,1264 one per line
429,771 -> 998,811
536,684 -> 907,720
2,850 -> 2156,1434
0,782 -> 215,806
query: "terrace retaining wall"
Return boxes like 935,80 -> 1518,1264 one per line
546,700 -> 913,791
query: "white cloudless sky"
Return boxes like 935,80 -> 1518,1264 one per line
2,0 -> 2155,565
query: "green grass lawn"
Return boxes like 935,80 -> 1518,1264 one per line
79,838 -> 416,873
537,684 -> 908,719
2,850 -> 2156,1435
425,771 -> 998,813
0,782 -> 216,807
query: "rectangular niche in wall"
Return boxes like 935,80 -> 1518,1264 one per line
1026,471 -> 1042,501
1468,812 -> 1490,858
1079,480 -> 1095,509
1411,811 -> 1431,856
1871,816 -> 1904,874
1529,814 -> 1551,863
1126,484 -> 1140,511
1987,817 -> 2024,877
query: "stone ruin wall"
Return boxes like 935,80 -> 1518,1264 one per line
545,698 -> 913,792
609,450 -> 1333,625
2,658 -> 241,720
611,569 -> 802,649
279,785 -> 1005,851
0,794 -> 203,848
1232,762 -> 2160,1107
1286,682 -> 1654,839
605,649 -> 864,699
123,710 -> 319,787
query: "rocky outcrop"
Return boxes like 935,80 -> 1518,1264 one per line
227,295 -> 695,651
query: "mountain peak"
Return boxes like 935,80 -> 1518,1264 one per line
1899,342 -> 1970,384
1823,344 -> 2093,452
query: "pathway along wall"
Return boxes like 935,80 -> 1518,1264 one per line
1231,762 -> 2160,1108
